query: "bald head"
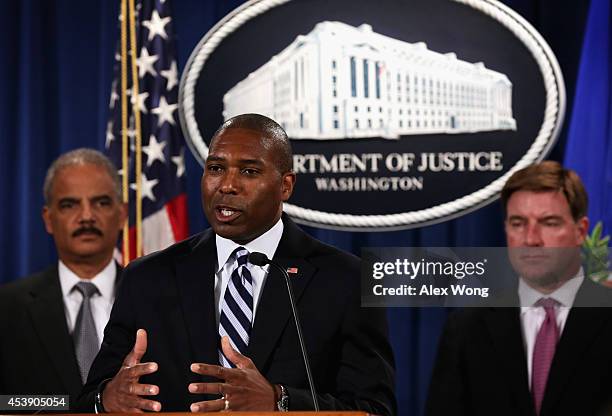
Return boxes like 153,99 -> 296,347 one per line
211,114 -> 293,174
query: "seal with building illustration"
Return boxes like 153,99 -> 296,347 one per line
179,0 -> 564,231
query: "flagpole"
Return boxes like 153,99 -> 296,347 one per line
128,0 -> 144,257
106,0 -> 189,262
120,0 -> 130,263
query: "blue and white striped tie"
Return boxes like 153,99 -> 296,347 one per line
219,247 -> 253,367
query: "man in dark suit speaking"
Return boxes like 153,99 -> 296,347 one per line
77,114 -> 396,414
0,149 -> 126,404
426,161 -> 612,416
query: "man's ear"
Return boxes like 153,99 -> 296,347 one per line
42,206 -> 53,235
281,171 -> 296,202
575,216 -> 589,245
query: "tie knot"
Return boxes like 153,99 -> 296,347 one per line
73,281 -> 99,299
536,297 -> 559,310
232,247 -> 250,267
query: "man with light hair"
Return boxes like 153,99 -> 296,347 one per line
0,148 -> 126,408
427,161 -> 612,416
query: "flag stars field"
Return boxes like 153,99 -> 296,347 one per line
152,96 -> 178,126
161,61 -> 179,90
106,0 -> 189,260
142,10 -> 171,40
143,135 -> 167,167
130,173 -> 159,202
137,48 -> 158,78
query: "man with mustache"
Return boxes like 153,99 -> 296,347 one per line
77,113 -> 395,415
426,161 -> 612,416
0,149 -> 127,406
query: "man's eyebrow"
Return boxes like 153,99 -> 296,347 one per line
91,194 -> 113,201
205,156 -> 265,166
238,158 -> 264,166
205,155 -> 225,163
58,197 -> 80,203
538,215 -> 563,221
507,214 -> 564,222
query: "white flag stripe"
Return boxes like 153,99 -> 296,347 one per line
142,207 -> 176,255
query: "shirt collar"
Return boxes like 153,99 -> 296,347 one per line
58,259 -> 117,300
215,218 -> 284,272
519,267 -> 584,309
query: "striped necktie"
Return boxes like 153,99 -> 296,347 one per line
219,247 -> 253,367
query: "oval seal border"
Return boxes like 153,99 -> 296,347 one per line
179,0 -> 566,231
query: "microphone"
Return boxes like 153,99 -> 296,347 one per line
248,252 -> 270,268
248,252 -> 320,411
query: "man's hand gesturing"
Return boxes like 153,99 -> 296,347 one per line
188,336 -> 277,412
102,329 -> 162,412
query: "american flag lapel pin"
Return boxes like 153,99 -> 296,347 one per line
286,267 -> 299,275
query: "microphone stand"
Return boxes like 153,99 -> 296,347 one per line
249,253 -> 320,411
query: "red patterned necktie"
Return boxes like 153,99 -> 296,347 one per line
531,297 -> 560,415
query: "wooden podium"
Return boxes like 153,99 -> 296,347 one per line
31,413 -> 369,416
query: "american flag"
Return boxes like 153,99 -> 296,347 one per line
105,0 -> 188,262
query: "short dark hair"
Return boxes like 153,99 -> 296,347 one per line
44,148 -> 121,204
210,113 -> 293,173
501,161 -> 588,221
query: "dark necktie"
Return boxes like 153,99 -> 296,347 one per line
218,247 -> 253,367
531,297 -> 560,415
72,281 -> 100,384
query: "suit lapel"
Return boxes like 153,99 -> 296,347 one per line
174,231 -> 219,367
27,267 -> 82,395
484,306 -> 534,415
541,280 -> 612,414
248,218 -> 316,370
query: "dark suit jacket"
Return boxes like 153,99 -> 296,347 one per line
426,278 -> 612,416
0,264 -> 120,410
0,266 -> 82,402
77,217 -> 396,414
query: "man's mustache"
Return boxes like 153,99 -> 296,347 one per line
72,226 -> 103,237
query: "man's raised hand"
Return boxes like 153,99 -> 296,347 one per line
188,336 -> 277,412
102,329 -> 162,413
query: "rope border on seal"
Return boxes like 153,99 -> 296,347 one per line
178,0 -> 565,231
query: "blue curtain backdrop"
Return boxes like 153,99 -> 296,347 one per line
564,0 -> 612,238
0,1 -> 594,415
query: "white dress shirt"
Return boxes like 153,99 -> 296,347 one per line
519,269 -> 584,385
214,218 -> 284,326
58,259 -> 117,347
